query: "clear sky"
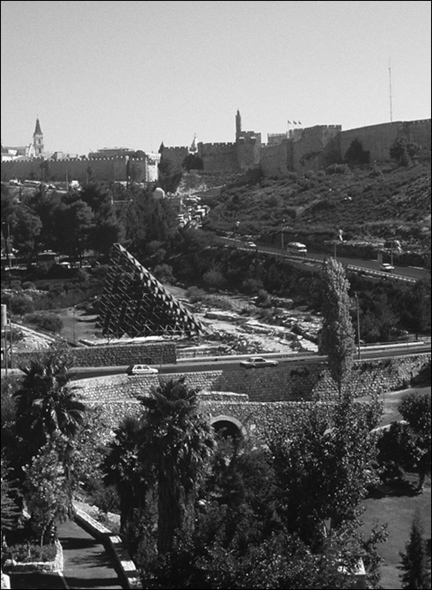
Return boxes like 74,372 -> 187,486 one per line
1,0 -> 431,156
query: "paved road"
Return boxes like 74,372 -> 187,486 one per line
68,342 -> 431,380
9,518 -> 125,590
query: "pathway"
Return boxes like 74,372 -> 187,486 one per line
9,517 -> 125,590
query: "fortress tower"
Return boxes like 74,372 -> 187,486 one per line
33,118 -> 44,157
236,110 -> 242,140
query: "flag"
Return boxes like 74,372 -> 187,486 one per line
293,121 -> 297,125
287,120 -> 291,124
298,121 -> 302,125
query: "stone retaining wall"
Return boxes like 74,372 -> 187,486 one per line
76,353 -> 430,406
74,353 -> 431,438
12,341 -> 177,368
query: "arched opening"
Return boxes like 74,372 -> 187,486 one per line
210,415 -> 247,440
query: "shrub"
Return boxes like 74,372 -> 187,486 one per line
10,296 -> 35,316
23,312 -> 63,334
152,264 -> 174,284
241,278 -> 264,295
326,163 -> 349,175
5,542 -> 57,564
21,281 -> 36,290
203,268 -> 226,290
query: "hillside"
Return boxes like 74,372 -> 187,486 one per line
202,161 -> 431,253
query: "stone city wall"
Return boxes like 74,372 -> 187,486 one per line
197,142 -> 238,173
0,155 -> 149,183
340,119 -> 431,164
236,133 -> 262,171
291,125 -> 341,173
260,141 -> 289,178
160,146 -> 189,169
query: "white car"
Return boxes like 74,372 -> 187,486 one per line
126,364 -> 159,375
240,356 -> 279,369
245,241 -> 257,249
380,263 -> 394,272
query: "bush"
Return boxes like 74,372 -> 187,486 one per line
23,312 -> 63,334
5,542 -> 57,564
21,281 -> 36,290
326,163 -> 349,175
9,296 -> 35,316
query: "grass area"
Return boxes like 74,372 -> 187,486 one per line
362,483 -> 431,590
360,386 -> 431,589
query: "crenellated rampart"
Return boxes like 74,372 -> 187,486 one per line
340,119 -> 431,163
160,146 -> 189,169
260,141 -> 289,178
197,142 -> 238,172
1,154 -> 152,183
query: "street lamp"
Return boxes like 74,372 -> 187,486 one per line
281,218 -> 286,251
355,292 -> 361,359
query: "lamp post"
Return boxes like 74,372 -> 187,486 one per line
355,292 -> 361,359
281,218 -> 286,251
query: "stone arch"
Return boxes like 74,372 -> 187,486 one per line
210,415 -> 247,439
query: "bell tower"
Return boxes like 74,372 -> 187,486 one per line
33,118 -> 44,157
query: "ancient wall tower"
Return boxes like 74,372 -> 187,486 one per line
235,109 -> 242,140
33,118 -> 44,156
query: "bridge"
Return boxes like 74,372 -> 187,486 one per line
73,349 -> 430,442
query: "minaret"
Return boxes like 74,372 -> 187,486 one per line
33,118 -> 44,157
235,110 -> 242,140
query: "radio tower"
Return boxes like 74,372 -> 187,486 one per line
388,60 -> 393,123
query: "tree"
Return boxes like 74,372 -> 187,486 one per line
390,137 -> 420,166
11,205 -> 42,263
157,158 -> 183,194
1,459 -> 21,538
24,438 -> 70,547
344,138 -> 370,165
266,397 -> 381,550
318,258 -> 356,396
399,511 -> 431,589
102,415 -> 148,534
52,199 -> 94,260
137,378 -> 216,554
12,342 -> 86,469
398,392 -> 431,490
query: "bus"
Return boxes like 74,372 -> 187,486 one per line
286,242 -> 307,255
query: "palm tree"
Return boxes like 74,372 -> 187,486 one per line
137,377 -> 215,554
13,344 -> 86,468
102,415 -> 149,534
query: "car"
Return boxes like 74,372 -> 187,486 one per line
380,263 -> 394,272
245,241 -> 257,249
240,356 -> 279,369
126,364 -> 159,375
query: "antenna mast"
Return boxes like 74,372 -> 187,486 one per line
388,60 -> 393,122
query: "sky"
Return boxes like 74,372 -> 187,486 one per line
1,0 -> 431,156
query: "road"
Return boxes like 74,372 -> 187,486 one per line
68,341 -> 431,380
218,237 -> 429,282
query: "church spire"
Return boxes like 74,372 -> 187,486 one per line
34,118 -> 42,135
33,117 -> 44,156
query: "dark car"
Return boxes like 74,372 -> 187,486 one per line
240,356 -> 279,369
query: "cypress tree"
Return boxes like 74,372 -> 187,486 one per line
399,511 -> 430,589
318,257 -> 356,397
